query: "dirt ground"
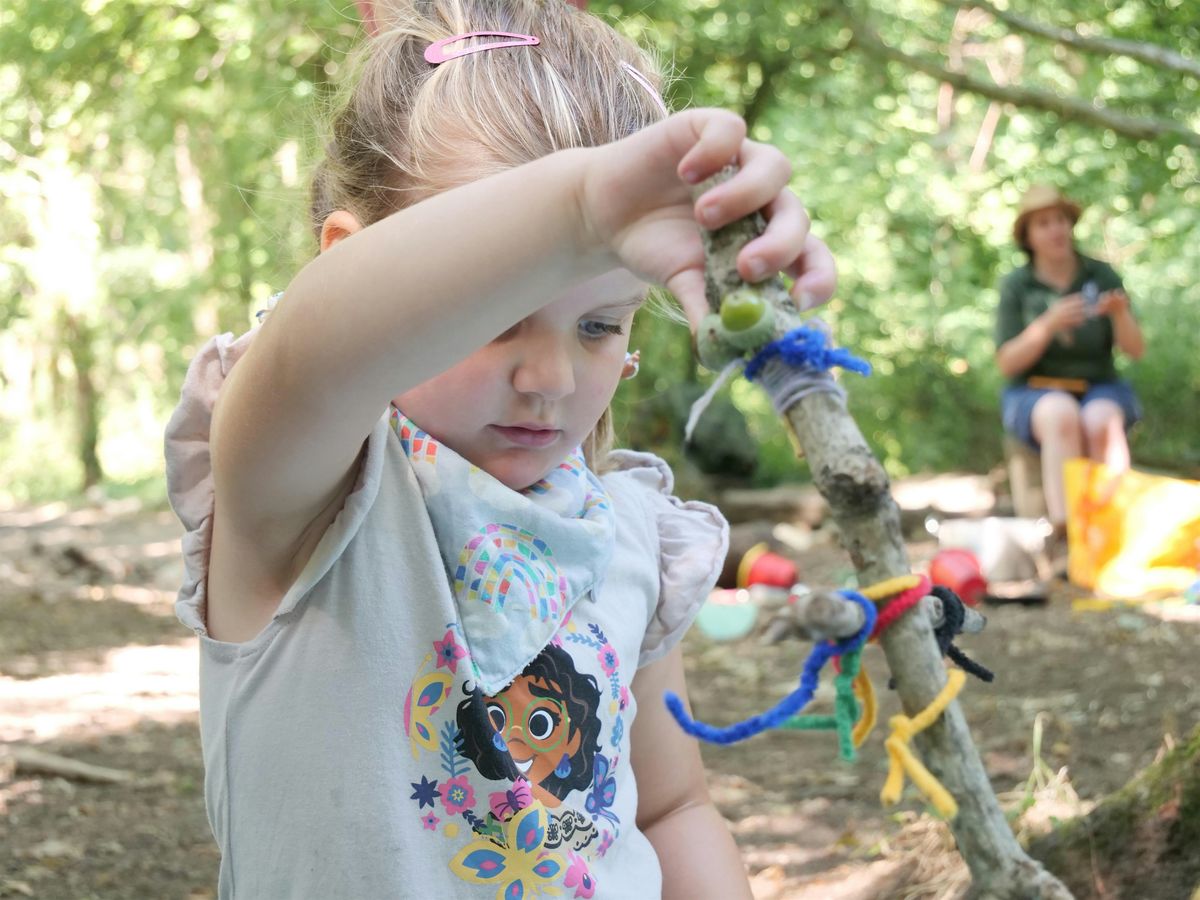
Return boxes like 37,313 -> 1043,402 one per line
1,493 -> 1197,900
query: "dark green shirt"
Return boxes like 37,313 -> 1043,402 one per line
995,255 -> 1126,386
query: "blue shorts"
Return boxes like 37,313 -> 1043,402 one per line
1002,380 -> 1142,450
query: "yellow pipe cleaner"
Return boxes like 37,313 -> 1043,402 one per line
858,574 -> 922,602
850,668 -> 876,747
848,574 -> 969,817
880,667 -> 967,818
844,573 -> 921,748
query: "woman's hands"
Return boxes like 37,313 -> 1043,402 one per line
1040,293 -> 1088,334
1041,287 -> 1131,335
578,108 -> 836,330
1095,288 -> 1131,319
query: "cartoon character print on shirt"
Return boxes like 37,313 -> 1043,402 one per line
403,617 -> 629,899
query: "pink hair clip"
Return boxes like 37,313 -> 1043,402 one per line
424,31 -> 540,65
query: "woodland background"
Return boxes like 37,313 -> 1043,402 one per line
3,4 -> 1199,898
2,0 -> 1198,505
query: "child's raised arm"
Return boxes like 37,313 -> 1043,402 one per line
206,109 -> 828,639
208,148 -> 602,639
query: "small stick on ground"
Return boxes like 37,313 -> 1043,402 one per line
2,744 -> 136,785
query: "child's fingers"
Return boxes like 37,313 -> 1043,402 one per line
664,267 -> 710,332
692,141 -> 793,231
735,189 -> 810,283
673,109 -> 747,185
789,233 -> 838,310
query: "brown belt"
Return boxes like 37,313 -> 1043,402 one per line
1027,375 -> 1089,395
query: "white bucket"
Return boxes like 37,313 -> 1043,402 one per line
927,516 -> 1053,583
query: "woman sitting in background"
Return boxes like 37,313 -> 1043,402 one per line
995,184 -> 1145,550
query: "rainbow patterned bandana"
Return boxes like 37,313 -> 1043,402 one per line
390,409 -> 617,694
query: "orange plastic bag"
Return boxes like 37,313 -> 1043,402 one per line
1064,459 -> 1200,598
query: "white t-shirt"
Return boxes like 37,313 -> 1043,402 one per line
165,330 -> 728,899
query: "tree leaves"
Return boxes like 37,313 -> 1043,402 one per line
1,0 -> 1196,497
608,0 -> 1199,477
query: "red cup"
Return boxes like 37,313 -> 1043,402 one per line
929,548 -> 987,607
737,543 -> 799,589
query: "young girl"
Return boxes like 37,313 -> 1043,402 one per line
165,2 -> 835,897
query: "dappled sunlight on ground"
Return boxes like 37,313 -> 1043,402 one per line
0,641 -> 199,743
2,493 -> 1198,897
687,533 -> 1200,898
1,499 -> 213,897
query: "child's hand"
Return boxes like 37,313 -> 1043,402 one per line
579,108 -> 836,330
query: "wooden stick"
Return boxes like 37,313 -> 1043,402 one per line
2,745 -> 135,785
692,169 -> 1073,899
761,589 -> 987,644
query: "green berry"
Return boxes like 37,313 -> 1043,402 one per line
723,301 -> 775,350
719,289 -> 768,332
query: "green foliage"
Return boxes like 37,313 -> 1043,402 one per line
1,0 -> 1197,501
0,0 -> 360,500
611,0 -> 1200,479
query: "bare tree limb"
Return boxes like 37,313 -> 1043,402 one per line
844,14 -> 1200,147
941,0 -> 1200,80
691,169 -> 1075,898
761,588 -> 987,644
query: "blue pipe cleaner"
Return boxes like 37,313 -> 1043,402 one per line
665,591 -> 878,745
742,325 -> 872,383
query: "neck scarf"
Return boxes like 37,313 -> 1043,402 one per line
390,409 -> 617,694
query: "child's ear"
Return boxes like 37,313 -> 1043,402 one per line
320,210 -> 363,253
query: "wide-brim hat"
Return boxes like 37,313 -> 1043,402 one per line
1013,184 -> 1082,248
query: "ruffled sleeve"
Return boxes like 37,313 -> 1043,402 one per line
605,450 -> 729,668
165,327 -> 393,642
164,331 -> 259,635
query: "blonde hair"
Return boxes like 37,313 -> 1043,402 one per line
311,0 -> 669,470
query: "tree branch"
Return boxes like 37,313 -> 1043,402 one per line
844,14 -> 1200,147
692,169 -> 1075,899
941,0 -> 1200,80
761,588 -> 987,644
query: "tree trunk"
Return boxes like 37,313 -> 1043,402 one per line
1028,727 -> 1200,900
693,169 -> 1074,899
62,312 -> 102,490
